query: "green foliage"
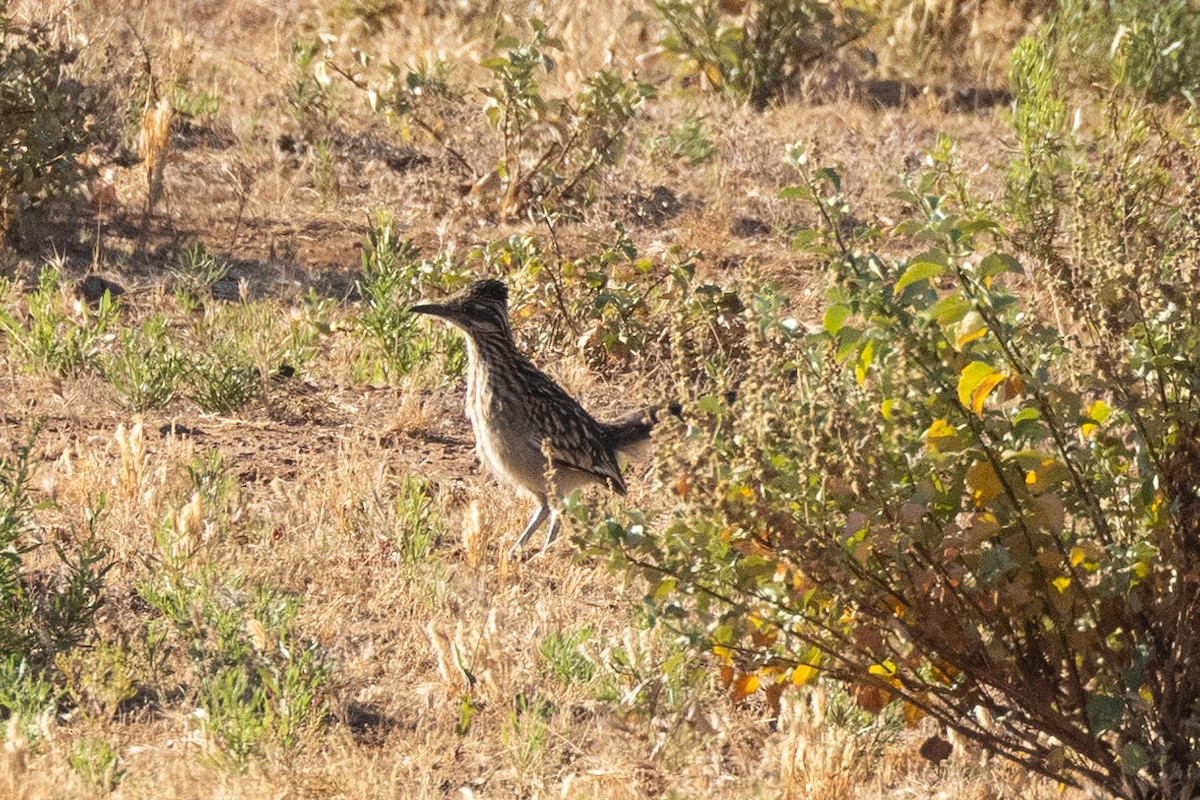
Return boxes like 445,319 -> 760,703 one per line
0,265 -> 119,376
288,39 -> 338,142
137,497 -> 329,769
0,436 -> 112,743
478,20 -> 654,218
185,347 -> 260,414
650,110 -> 715,166
467,226 -> 733,373
179,292 -> 322,414
602,125 -> 1200,800
652,0 -> 871,109
0,438 -> 111,672
181,449 -> 243,527
56,642 -> 137,724
170,77 -> 220,125
1006,35 -> 1068,267
0,655 -> 59,742
373,55 -> 464,112
1047,0 -> 1200,104
171,243 -> 230,303
594,606 -> 711,718
310,134 -> 337,207
103,315 -> 184,411
501,694 -> 551,776
0,14 -> 93,239
392,474 -> 442,568
355,211 -> 468,384
539,627 -> 596,686
69,736 -> 125,793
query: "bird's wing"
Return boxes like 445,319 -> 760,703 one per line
521,373 -> 627,493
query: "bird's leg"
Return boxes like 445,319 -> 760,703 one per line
536,509 -> 562,557
510,500 -> 551,557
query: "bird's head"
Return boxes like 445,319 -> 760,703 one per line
410,279 -> 512,338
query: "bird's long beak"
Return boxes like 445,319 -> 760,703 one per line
409,301 -> 451,319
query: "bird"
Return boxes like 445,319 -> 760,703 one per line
411,279 -> 660,556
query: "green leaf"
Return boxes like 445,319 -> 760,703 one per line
791,228 -> 822,249
823,305 -> 851,336
930,294 -> 970,326
1120,742 -> 1149,775
979,253 -> 1024,278
778,185 -> 813,200
1086,693 -> 1125,735
894,257 -> 945,296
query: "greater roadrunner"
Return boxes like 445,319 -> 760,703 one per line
411,279 -> 658,556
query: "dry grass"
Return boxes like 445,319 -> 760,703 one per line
0,0 -> 1095,797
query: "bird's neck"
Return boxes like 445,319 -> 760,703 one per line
464,330 -> 522,408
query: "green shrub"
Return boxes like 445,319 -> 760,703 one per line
1047,0 -> 1200,104
179,291 -> 323,414
355,211 -> 469,384
137,490 -> 329,769
466,226 -> 736,373
68,736 -> 125,793
598,122 -> 1200,800
171,243 -> 230,303
0,436 -> 112,741
0,265 -> 119,376
104,315 -> 185,411
288,39 -> 338,142
650,110 -> 715,166
0,14 -> 93,241
653,0 -> 872,109
539,627 -> 596,686
185,347 -> 260,414
477,20 -> 654,218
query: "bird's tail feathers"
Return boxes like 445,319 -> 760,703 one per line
600,402 -> 685,459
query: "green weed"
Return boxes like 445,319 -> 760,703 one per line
355,211 -> 468,384
103,315 -> 184,411
137,492 -> 329,770
539,627 -> 596,686
0,265 -> 119,376
653,0 -> 871,109
68,736 -> 125,793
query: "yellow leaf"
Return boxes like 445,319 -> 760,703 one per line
856,339 -> 874,385
925,418 -> 955,438
792,663 -> 819,686
903,700 -> 926,727
965,460 -> 1003,505
1052,576 -> 1071,592
971,372 -> 1006,416
731,672 -> 760,701
924,418 -> 962,452
1025,457 -> 1067,494
868,661 -> 901,689
1070,542 -> 1103,568
957,361 -> 1004,417
1088,399 -> 1112,423
1081,399 -> 1113,439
